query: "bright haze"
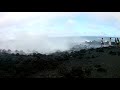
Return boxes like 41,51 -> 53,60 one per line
0,12 -> 120,53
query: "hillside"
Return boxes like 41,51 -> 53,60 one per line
0,46 -> 120,78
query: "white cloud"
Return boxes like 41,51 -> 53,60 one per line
0,12 -> 120,33
1,12 -> 120,29
0,12 -> 120,53
0,12 -> 81,28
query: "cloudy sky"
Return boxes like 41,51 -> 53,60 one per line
1,12 -> 120,39
0,12 -> 120,53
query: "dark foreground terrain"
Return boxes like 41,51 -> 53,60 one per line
0,46 -> 120,78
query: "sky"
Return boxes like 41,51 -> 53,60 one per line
0,12 -> 120,53
0,12 -> 120,39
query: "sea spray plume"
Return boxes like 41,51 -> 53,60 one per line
0,36 -> 112,54
0,35 -> 88,54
